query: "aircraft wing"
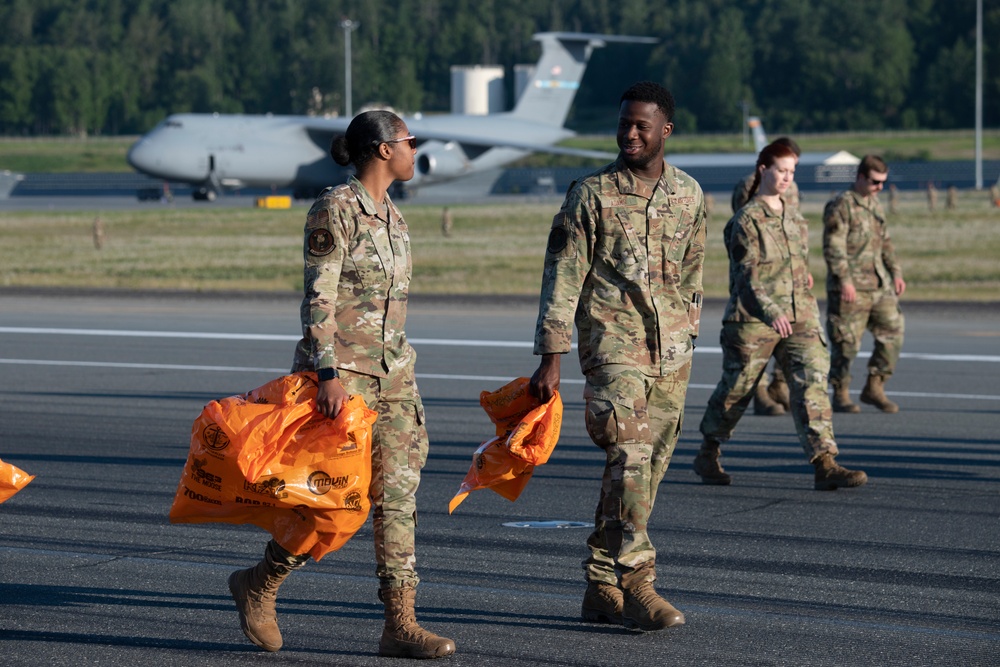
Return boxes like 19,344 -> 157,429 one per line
300,118 -> 616,161
408,128 -> 615,160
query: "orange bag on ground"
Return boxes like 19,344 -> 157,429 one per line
448,377 -> 562,513
0,459 -> 34,503
169,373 -> 378,560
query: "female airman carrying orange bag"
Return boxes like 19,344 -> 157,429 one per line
169,372 -> 377,560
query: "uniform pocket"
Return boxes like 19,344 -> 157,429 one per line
350,230 -> 389,287
826,313 -> 855,347
613,212 -> 646,281
409,398 -> 429,470
665,210 -> 693,264
759,226 -> 787,264
584,368 -> 647,449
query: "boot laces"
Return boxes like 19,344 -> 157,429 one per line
595,584 -> 621,605
629,582 -> 662,609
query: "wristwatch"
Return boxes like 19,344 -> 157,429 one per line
316,367 -> 340,382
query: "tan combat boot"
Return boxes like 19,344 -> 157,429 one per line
753,380 -> 786,416
581,581 -> 623,624
693,437 -> 732,485
228,540 -> 308,652
620,566 -> 685,632
813,453 -> 868,490
831,379 -> 861,413
379,586 -> 456,659
860,374 -> 899,413
767,373 -> 791,411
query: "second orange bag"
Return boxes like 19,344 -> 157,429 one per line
0,458 -> 34,504
169,373 -> 377,560
448,377 -> 562,513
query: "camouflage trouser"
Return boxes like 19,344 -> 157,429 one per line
699,321 -> 838,462
758,359 -> 785,388
338,362 -> 429,590
826,288 -> 905,385
582,362 -> 691,587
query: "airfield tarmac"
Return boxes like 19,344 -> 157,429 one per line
0,290 -> 997,666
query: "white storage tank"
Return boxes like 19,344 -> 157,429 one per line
450,65 -> 505,115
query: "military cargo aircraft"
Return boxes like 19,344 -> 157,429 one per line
126,32 -> 655,201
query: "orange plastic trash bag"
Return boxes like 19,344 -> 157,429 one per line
169,373 -> 378,560
448,377 -> 562,513
0,459 -> 34,504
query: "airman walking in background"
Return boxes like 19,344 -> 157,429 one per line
441,206 -> 453,236
823,155 -> 906,414
946,185 -> 957,210
730,137 -> 804,417
696,142 -> 867,491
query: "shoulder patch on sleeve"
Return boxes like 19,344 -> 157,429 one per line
547,227 -> 569,254
307,228 -> 335,256
306,206 -> 335,256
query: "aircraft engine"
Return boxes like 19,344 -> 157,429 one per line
416,141 -> 470,179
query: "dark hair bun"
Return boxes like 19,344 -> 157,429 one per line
330,135 -> 351,166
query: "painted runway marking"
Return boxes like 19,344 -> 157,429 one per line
0,359 -> 998,401
2,327 -> 999,363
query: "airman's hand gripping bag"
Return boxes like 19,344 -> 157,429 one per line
169,373 -> 377,560
448,377 -> 562,513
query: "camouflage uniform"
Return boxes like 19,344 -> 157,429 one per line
732,174 -> 803,390
534,158 -> 706,587
292,176 -> 427,590
699,198 -> 839,462
822,190 -> 905,385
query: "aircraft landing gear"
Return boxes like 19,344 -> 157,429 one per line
192,188 -> 217,201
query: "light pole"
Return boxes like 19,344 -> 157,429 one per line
975,0 -> 982,190
740,100 -> 750,148
340,19 -> 359,117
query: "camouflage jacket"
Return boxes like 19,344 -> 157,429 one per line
823,189 -> 901,292
292,176 -> 413,378
723,198 -> 819,326
534,158 -> 707,376
732,172 -> 799,214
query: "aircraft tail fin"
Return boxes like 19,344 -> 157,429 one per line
749,116 -> 768,154
511,32 -> 657,127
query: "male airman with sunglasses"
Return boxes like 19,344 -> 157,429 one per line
822,155 -> 906,414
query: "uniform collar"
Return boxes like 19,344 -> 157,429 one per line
612,157 -> 674,198
348,175 -> 397,223
848,188 -> 879,210
755,195 -> 786,218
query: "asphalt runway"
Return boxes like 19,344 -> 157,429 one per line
0,292 -> 997,666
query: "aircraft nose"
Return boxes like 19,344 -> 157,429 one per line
126,139 -> 153,172
127,134 -> 191,180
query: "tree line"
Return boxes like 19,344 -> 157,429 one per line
0,0 -> 997,137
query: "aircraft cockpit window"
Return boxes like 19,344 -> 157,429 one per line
164,120 -> 183,128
